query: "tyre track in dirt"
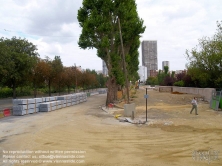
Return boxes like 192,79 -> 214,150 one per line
1,90 -> 222,166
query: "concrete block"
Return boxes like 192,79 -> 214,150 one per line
65,95 -> 72,100
34,98 -> 44,103
98,88 -> 107,94
13,99 -> 28,105
49,97 -> 56,101
39,102 -> 57,112
57,104 -> 62,109
42,97 -> 49,102
28,108 -> 37,114
124,103 -> 136,117
13,109 -> 27,116
57,96 -> 66,100
39,107 -> 51,112
72,94 -> 77,99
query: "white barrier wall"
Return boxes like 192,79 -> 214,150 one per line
172,87 -> 215,102
154,86 -> 215,102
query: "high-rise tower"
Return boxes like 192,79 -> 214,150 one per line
162,61 -> 170,71
142,40 -> 158,77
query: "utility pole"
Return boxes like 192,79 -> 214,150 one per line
118,18 -> 130,104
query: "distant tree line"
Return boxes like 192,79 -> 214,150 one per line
146,66 -> 194,87
0,37 -> 107,99
147,21 -> 222,89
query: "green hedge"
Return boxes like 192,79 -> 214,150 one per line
0,87 -> 13,98
173,80 -> 185,87
0,87 -> 32,98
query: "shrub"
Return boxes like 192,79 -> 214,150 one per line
0,87 -> 13,98
174,80 -> 185,87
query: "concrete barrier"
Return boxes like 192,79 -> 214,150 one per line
124,103 -> 136,117
152,86 -> 215,102
172,86 -> 215,102
159,86 -> 172,92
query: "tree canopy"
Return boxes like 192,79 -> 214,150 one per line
78,0 -> 145,104
0,37 -> 39,98
186,21 -> 222,88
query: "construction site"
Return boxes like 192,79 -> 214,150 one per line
0,86 -> 222,166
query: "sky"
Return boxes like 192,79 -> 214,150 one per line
0,0 -> 221,71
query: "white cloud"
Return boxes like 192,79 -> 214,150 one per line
137,0 -> 222,70
0,0 -> 221,71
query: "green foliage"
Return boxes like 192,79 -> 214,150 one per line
17,86 -> 32,97
0,87 -> 32,98
156,68 -> 177,86
164,66 -> 169,74
174,80 -> 185,87
126,37 -> 141,83
186,21 -> 222,88
157,70 -> 167,85
0,36 -> 39,98
146,77 -> 158,85
0,87 -> 12,98
78,0 -> 145,103
96,73 -> 108,88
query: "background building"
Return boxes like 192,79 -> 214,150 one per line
175,70 -> 187,75
150,70 -> 158,77
162,61 -> 170,71
142,40 -> 158,77
138,66 -> 147,83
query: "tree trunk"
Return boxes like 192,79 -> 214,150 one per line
34,83 -> 37,98
106,76 -> 116,106
114,83 -> 118,101
48,80 -> 51,96
58,81 -> 61,96
67,86 -> 70,94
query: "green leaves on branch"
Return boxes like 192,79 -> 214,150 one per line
0,37 -> 39,98
186,21 -> 222,88
78,0 -> 145,84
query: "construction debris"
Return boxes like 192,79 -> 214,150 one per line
118,117 -> 146,124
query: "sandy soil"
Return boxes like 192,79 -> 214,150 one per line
0,86 -> 222,166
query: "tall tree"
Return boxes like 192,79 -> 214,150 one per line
78,0 -> 145,105
63,67 -> 75,94
30,57 -> 45,98
51,56 -> 64,94
47,56 -> 63,96
0,37 -> 39,98
186,21 -> 222,88
78,69 -> 98,90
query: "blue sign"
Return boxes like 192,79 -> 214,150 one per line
144,94 -> 149,98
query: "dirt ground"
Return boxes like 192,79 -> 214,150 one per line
0,86 -> 222,166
